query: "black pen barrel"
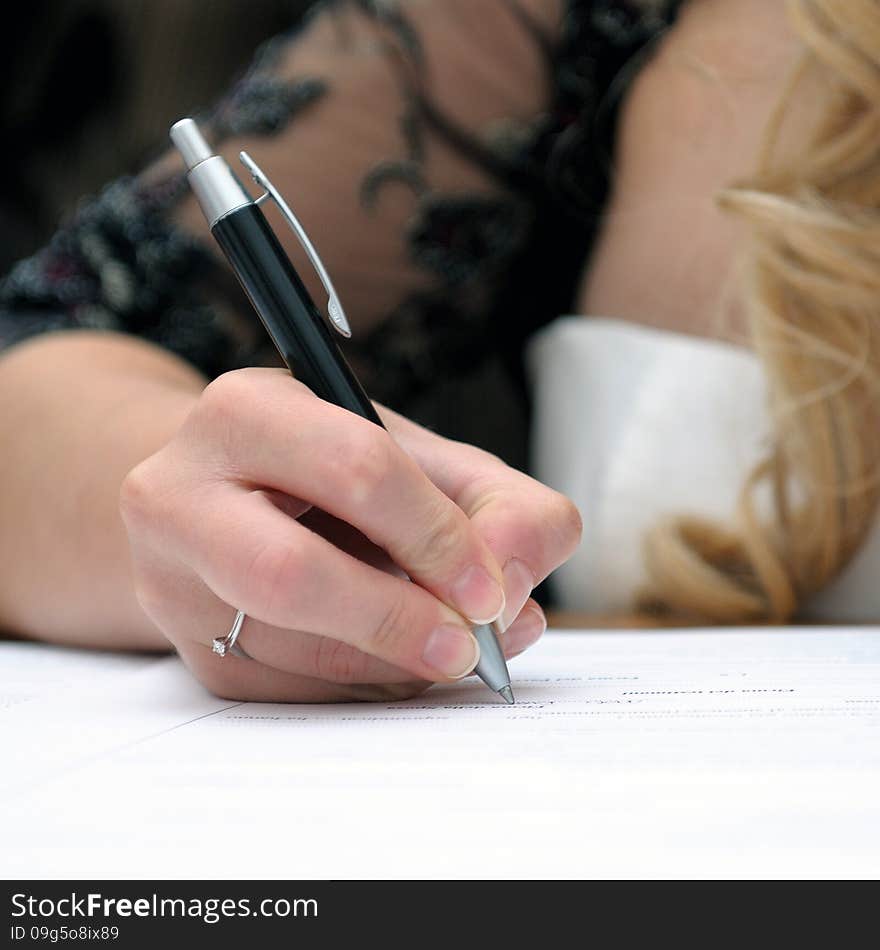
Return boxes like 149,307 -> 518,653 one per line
211,203 -> 383,427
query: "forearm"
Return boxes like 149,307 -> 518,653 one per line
0,331 -> 206,649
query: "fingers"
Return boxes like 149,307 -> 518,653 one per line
177,638 -> 429,704
501,598 -> 547,657
133,481 -> 483,682
380,405 -> 583,630
187,369 -> 507,627
196,599 -> 546,701
131,541 -> 543,701
129,547 -> 428,686
471,491 -> 580,632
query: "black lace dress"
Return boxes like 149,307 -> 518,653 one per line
0,0 -> 681,469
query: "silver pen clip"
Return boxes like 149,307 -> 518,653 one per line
238,150 -> 352,338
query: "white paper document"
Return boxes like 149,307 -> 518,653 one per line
0,641 -> 159,714
2,628 -> 879,878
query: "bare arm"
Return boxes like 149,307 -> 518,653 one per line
0,330 -> 205,649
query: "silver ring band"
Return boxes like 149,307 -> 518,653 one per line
212,609 -> 250,659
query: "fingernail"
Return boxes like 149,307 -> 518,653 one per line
498,557 -> 536,632
502,605 -> 547,656
450,564 -> 505,625
422,624 -> 481,679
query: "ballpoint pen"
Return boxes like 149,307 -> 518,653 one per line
170,117 -> 515,704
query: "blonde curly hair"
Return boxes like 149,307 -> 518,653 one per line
639,0 -> 880,623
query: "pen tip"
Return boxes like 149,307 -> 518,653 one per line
499,685 -> 515,705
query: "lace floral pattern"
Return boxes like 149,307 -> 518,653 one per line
0,0 -> 682,410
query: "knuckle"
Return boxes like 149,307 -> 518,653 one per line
118,460 -> 152,524
365,588 -> 412,659
118,456 -> 168,528
205,367 -> 257,404
545,492 -> 584,556
189,370 -> 258,459
486,489 -> 583,583
313,636 -> 362,684
401,501 -> 468,574
198,370 -> 250,422
329,424 -> 396,505
119,452 -> 195,543
241,539 -> 306,621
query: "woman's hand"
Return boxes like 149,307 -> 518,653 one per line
119,367 -> 582,701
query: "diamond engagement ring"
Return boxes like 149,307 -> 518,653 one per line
212,609 -> 250,659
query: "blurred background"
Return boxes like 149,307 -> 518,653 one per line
1,0 -> 316,273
